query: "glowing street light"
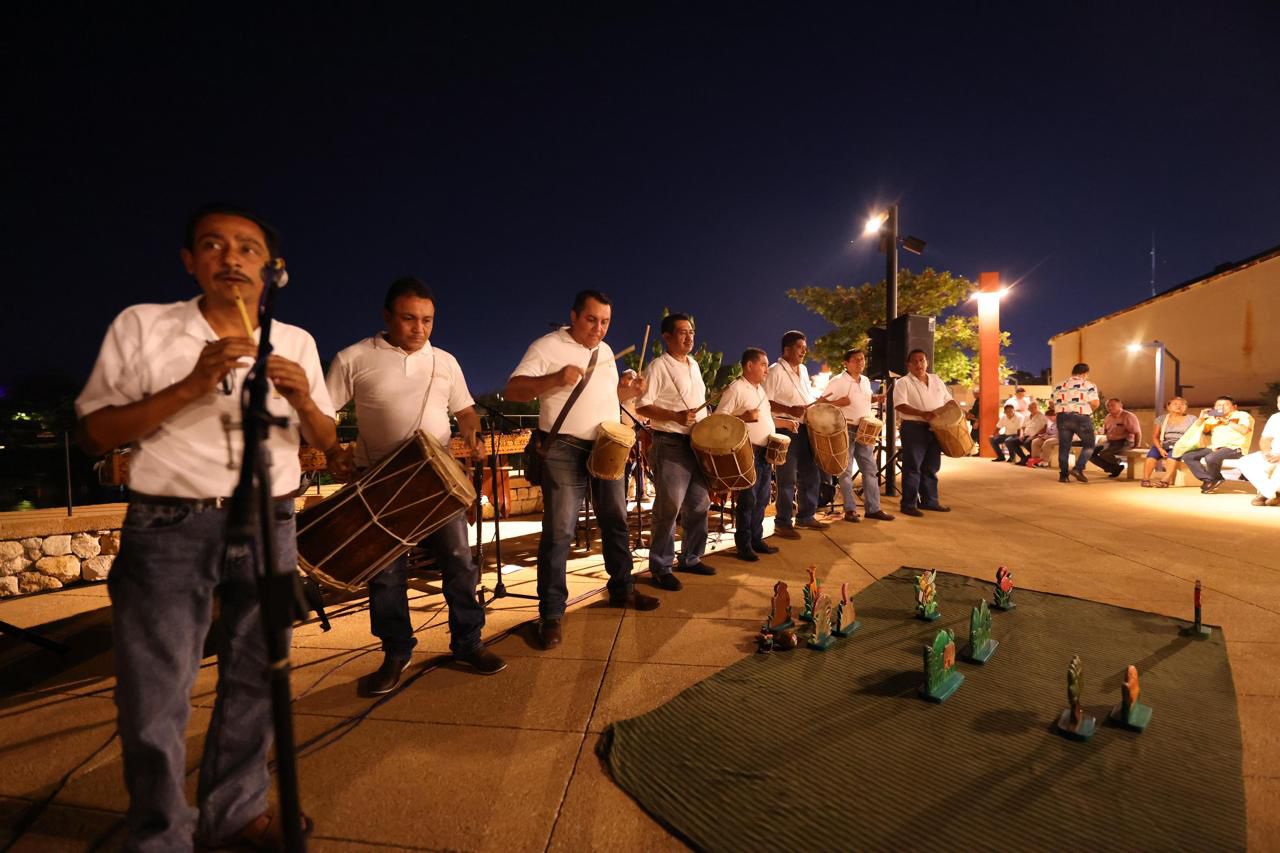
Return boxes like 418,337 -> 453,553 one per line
863,212 -> 888,236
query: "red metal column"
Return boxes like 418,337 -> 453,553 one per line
977,271 -> 1002,458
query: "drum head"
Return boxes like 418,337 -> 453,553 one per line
807,402 -> 845,433
769,433 -> 791,448
859,416 -> 883,430
691,413 -> 747,452
931,401 -> 964,428
416,431 -> 477,503
597,420 -> 636,446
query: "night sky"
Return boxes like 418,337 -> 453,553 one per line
6,3 -> 1278,397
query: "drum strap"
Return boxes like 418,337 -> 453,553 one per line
543,346 -> 599,451
407,351 -> 439,443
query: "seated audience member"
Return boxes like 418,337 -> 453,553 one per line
1008,401 -> 1048,464
1142,397 -> 1195,487
1031,406 -> 1057,467
1090,397 -> 1141,478
1240,394 -> 1280,507
989,404 -> 1024,462
1005,387 -> 1032,417
1182,396 -> 1255,493
967,389 -> 981,443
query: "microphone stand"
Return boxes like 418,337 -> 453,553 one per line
619,407 -> 650,552
224,260 -> 306,853
470,402 -> 538,604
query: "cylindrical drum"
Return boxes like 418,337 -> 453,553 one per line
765,433 -> 791,467
690,413 -> 756,491
806,402 -> 850,476
930,401 -> 976,458
586,421 -> 637,480
854,415 -> 884,447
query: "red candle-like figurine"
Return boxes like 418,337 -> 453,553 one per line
1189,579 -> 1211,639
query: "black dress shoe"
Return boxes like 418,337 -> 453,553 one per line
735,547 -> 760,562
677,561 -> 717,576
455,647 -> 508,675
357,654 -> 411,697
920,504 -> 951,512
539,619 -> 563,650
609,589 -> 661,611
773,524 -> 802,540
651,572 -> 684,591
752,541 -> 780,554
1071,469 -> 1088,483
900,506 -> 924,517
1202,479 -> 1225,494
864,510 -> 895,521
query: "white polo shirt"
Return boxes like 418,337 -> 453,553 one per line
823,371 -> 874,423
637,352 -> 708,435
76,297 -> 334,499
511,328 -> 620,441
1020,411 -> 1048,437
716,377 -> 775,447
894,372 -> 953,423
764,360 -> 813,430
995,413 -> 1024,436
327,336 -> 474,467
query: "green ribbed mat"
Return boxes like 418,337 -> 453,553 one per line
600,568 -> 1245,852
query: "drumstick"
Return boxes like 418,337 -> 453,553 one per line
612,345 -> 636,362
232,285 -> 256,338
637,324 -> 651,373
691,400 -> 710,414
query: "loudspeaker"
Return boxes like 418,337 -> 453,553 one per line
867,314 -> 935,378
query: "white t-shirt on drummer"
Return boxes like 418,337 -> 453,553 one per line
510,328 -> 620,441
326,336 -> 475,468
765,360 -> 813,429
637,352 -> 708,435
717,377 -> 775,447
823,371 -> 874,423
76,296 -> 334,499
894,372 -> 953,423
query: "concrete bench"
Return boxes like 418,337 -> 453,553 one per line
1124,447 -> 1250,488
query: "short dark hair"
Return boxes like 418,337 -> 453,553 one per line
384,277 -> 435,312
1071,362 -> 1090,375
741,347 -> 768,369
661,313 -> 694,335
1106,397 -> 1122,405
781,330 -> 806,350
842,348 -> 864,362
1004,404 -> 1015,411
907,348 -> 928,361
1015,386 -> 1026,392
184,203 -> 281,256
572,290 -> 612,313
1216,395 -> 1236,405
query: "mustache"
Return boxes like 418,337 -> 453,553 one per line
214,270 -> 253,283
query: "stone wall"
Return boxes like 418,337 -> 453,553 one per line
0,530 -> 120,597
508,477 -> 543,516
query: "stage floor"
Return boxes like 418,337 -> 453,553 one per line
1,456 -> 1277,851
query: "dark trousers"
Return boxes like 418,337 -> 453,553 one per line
734,446 -> 774,552
109,498 -> 296,850
1090,439 -> 1133,475
1182,447 -> 1243,483
647,432 -> 710,574
1007,436 -> 1032,462
988,434 -> 1021,459
368,513 -> 485,658
1055,412 -> 1096,475
537,437 -> 633,621
899,420 -> 942,510
774,426 -> 820,525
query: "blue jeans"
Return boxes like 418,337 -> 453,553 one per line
108,498 -> 296,851
647,432 -> 710,574
537,437 -> 633,620
899,421 -> 942,509
734,446 -> 774,552
367,513 -> 485,657
1181,447 -> 1243,483
838,437 -> 881,514
1055,412 -> 1096,474
774,426 -> 820,526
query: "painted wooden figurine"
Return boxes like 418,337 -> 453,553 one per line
807,593 -> 835,650
1182,579 -> 1212,639
801,565 -> 822,623
993,565 -> 1015,611
833,582 -> 861,638
766,581 -> 794,632
1109,665 -> 1153,731
920,629 -> 964,702
962,599 -> 998,663
914,569 -> 940,621
1056,654 -> 1097,740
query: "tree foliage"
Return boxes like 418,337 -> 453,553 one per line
787,268 -> 1012,385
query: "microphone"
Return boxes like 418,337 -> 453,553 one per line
263,257 -> 289,289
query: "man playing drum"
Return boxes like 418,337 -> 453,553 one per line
717,348 -> 781,561
635,313 -> 712,590
76,205 -> 341,850
764,331 -> 828,537
505,290 -> 660,650
327,278 -> 506,696
823,348 -> 894,523
893,348 -> 954,517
